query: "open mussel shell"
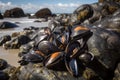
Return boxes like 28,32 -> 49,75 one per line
65,57 -> 79,77
43,52 -> 65,70
38,40 -> 59,56
65,41 -> 81,58
71,25 -> 91,40
79,52 -> 94,64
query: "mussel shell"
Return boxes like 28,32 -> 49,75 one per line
21,50 -> 44,63
71,25 -> 91,40
79,52 -> 94,64
65,57 -> 79,77
38,40 -> 59,55
57,31 -> 70,45
19,42 -> 34,57
0,59 -> 8,70
53,26 -> 65,34
43,52 -> 65,70
34,34 -> 48,46
65,41 -> 81,58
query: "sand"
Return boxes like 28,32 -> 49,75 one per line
0,47 -> 20,67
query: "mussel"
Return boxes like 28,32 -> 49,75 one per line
57,31 -> 70,45
71,25 -> 92,40
65,41 -> 81,58
34,34 -> 48,47
38,40 -> 59,56
18,50 -> 44,65
79,52 -> 94,64
65,58 -> 79,77
43,52 -> 64,68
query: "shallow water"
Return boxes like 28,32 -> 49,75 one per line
0,17 -> 49,67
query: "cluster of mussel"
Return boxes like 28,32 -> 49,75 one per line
18,23 -> 94,77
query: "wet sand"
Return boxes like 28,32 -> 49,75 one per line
0,47 -> 20,67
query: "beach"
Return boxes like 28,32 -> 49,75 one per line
0,17 -> 49,67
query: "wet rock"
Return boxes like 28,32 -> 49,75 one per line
11,32 -> 20,38
87,27 -> 120,79
0,22 -> 19,29
98,0 -> 120,3
4,7 -> 25,18
72,2 -> 120,25
35,8 -> 52,18
0,71 -> 9,80
0,59 -> 16,80
3,35 -> 31,49
0,13 -> 3,19
17,63 -> 86,80
93,10 -> 120,37
0,35 -> 11,46
34,20 -> 42,23
113,62 -> 120,80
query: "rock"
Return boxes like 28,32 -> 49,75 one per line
0,13 -> 3,19
87,27 -> 120,77
72,4 -> 93,24
4,7 -> 25,18
0,22 -> 19,29
17,63 -> 86,80
0,58 -> 16,80
0,71 -> 9,80
0,35 -> 11,46
71,2 -> 120,25
35,8 -> 52,18
3,35 -> 31,49
34,20 -> 42,23
11,32 -> 20,38
98,0 -> 120,3
92,10 -> 120,37
113,62 -> 120,80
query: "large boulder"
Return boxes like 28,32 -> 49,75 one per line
35,8 -> 52,18
87,27 -> 120,75
98,0 -> 120,3
4,7 -> 25,18
0,21 -> 19,29
92,9 -> 120,37
0,13 -> 3,19
71,1 -> 120,25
